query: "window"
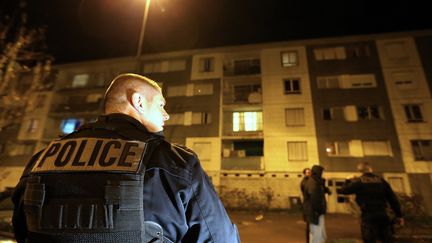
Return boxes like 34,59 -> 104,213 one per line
233,111 -> 262,132
363,141 -> 392,156
404,105 -> 423,122
287,142 -> 308,161
233,140 -> 263,156
72,74 -> 89,88
357,106 -> 382,120
284,78 -> 301,94
322,107 -> 344,120
346,45 -> 371,58
144,59 -> 186,73
26,118 -> 39,133
285,108 -> 305,126
281,51 -> 298,67
193,84 -> 213,95
326,141 -> 350,156
199,57 -> 215,72
411,140 -> 432,161
9,144 -> 34,156
233,59 -> 260,75
167,85 -> 187,97
192,112 -> 212,125
61,118 -> 83,134
348,74 -> 377,88
165,113 -> 184,126
318,74 -> 376,89
193,142 -> 211,162
317,76 -> 340,89
314,47 -> 346,60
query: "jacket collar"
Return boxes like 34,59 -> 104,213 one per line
98,113 -> 165,138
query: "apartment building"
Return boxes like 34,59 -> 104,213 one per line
1,30 -> 431,213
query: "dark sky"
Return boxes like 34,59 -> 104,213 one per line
5,0 -> 432,63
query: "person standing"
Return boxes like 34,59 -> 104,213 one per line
337,162 -> 404,243
300,167 -> 312,242
303,165 -> 327,243
12,74 -> 240,243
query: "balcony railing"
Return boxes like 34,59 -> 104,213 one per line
221,156 -> 264,170
224,59 -> 261,76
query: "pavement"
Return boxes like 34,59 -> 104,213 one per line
228,211 -> 362,243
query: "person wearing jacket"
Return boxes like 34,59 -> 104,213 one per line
337,162 -> 403,243
303,165 -> 327,243
12,73 -> 240,243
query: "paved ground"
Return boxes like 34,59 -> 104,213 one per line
228,211 -> 362,243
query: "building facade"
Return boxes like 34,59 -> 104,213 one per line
1,30 -> 431,213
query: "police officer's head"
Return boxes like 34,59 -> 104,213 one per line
357,162 -> 373,173
104,73 -> 169,132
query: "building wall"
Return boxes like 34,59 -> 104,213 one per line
307,41 -> 404,173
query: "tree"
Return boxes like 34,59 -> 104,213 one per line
0,0 -> 53,125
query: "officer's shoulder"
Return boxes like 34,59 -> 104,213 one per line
149,140 -> 199,172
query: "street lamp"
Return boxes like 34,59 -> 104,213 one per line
135,0 -> 151,72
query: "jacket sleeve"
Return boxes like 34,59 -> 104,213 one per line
12,151 -> 43,243
337,178 -> 361,195
306,180 -> 322,214
182,156 -> 240,243
383,179 -> 403,218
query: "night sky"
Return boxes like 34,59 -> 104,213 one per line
4,0 -> 432,63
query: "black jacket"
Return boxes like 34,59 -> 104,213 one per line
12,113 -> 240,243
302,165 -> 327,225
337,172 -> 403,224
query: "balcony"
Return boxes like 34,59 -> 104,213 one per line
223,83 -> 262,105
221,156 -> 264,170
224,59 -> 260,76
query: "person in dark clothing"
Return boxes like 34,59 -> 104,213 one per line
303,165 -> 327,243
300,167 -> 312,242
12,74 -> 240,243
337,162 -> 404,243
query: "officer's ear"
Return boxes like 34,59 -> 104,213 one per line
131,92 -> 147,114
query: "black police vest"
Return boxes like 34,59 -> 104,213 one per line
23,137 -> 155,242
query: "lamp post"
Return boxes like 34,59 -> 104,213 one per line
135,0 -> 151,72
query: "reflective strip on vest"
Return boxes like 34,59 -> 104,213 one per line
32,138 -> 147,173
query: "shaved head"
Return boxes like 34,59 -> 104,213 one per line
104,73 -> 161,114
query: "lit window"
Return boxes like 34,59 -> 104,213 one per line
72,74 -> 89,88
233,111 -> 262,132
326,141 -> 350,156
404,104 -> 423,122
314,47 -> 346,60
281,51 -> 298,67
411,140 -> 432,161
362,141 -> 392,156
61,119 -> 83,134
284,78 -> 301,94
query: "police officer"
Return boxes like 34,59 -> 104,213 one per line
337,162 -> 404,243
12,73 -> 240,243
